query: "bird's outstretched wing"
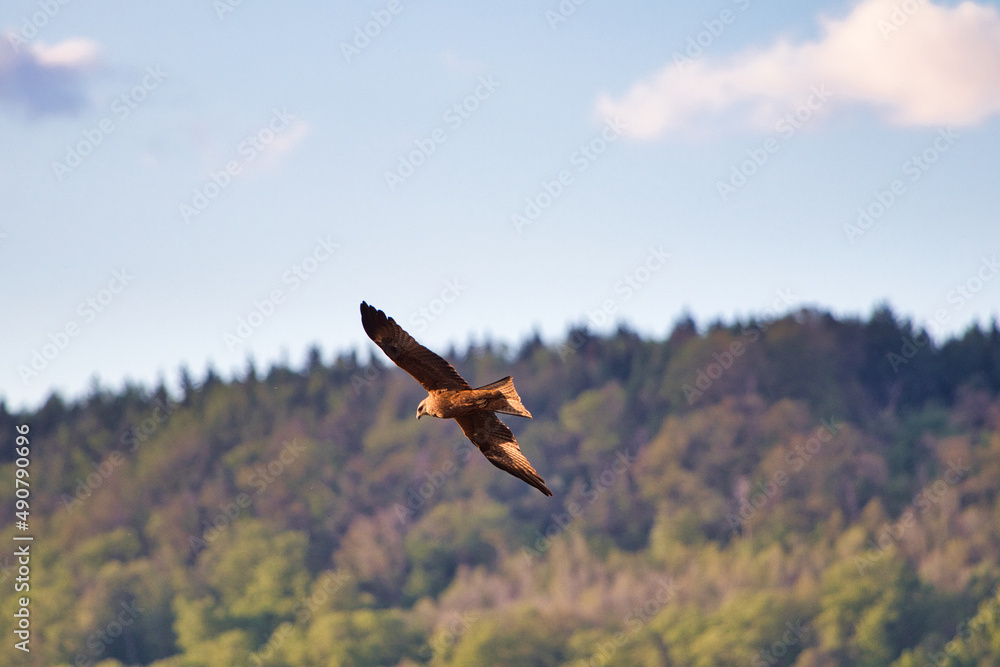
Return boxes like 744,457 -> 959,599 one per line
455,411 -> 553,496
360,301 -> 471,391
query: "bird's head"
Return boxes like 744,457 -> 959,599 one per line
416,399 -> 428,420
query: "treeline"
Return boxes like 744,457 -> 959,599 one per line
2,305 -> 1000,666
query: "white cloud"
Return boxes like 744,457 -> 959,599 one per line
0,34 -> 102,117
596,0 -> 1000,139
30,38 -> 101,68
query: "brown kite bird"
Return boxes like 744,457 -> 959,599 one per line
360,301 -> 552,496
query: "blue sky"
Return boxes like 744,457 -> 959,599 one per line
2,0 -> 999,410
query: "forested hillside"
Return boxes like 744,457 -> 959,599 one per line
4,306 -> 1000,666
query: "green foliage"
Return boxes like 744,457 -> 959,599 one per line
304,609 -> 424,666
178,519 -> 311,650
403,498 -> 508,602
448,610 -> 570,666
559,382 -> 626,462
7,310 -> 1000,665
815,556 -> 924,665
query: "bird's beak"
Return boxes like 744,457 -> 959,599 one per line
416,410 -> 422,420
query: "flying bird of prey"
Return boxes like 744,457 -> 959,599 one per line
360,301 -> 552,496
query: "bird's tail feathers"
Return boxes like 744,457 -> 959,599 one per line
476,376 -> 533,418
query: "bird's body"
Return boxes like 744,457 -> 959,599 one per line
417,377 -> 532,420
360,301 -> 552,496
